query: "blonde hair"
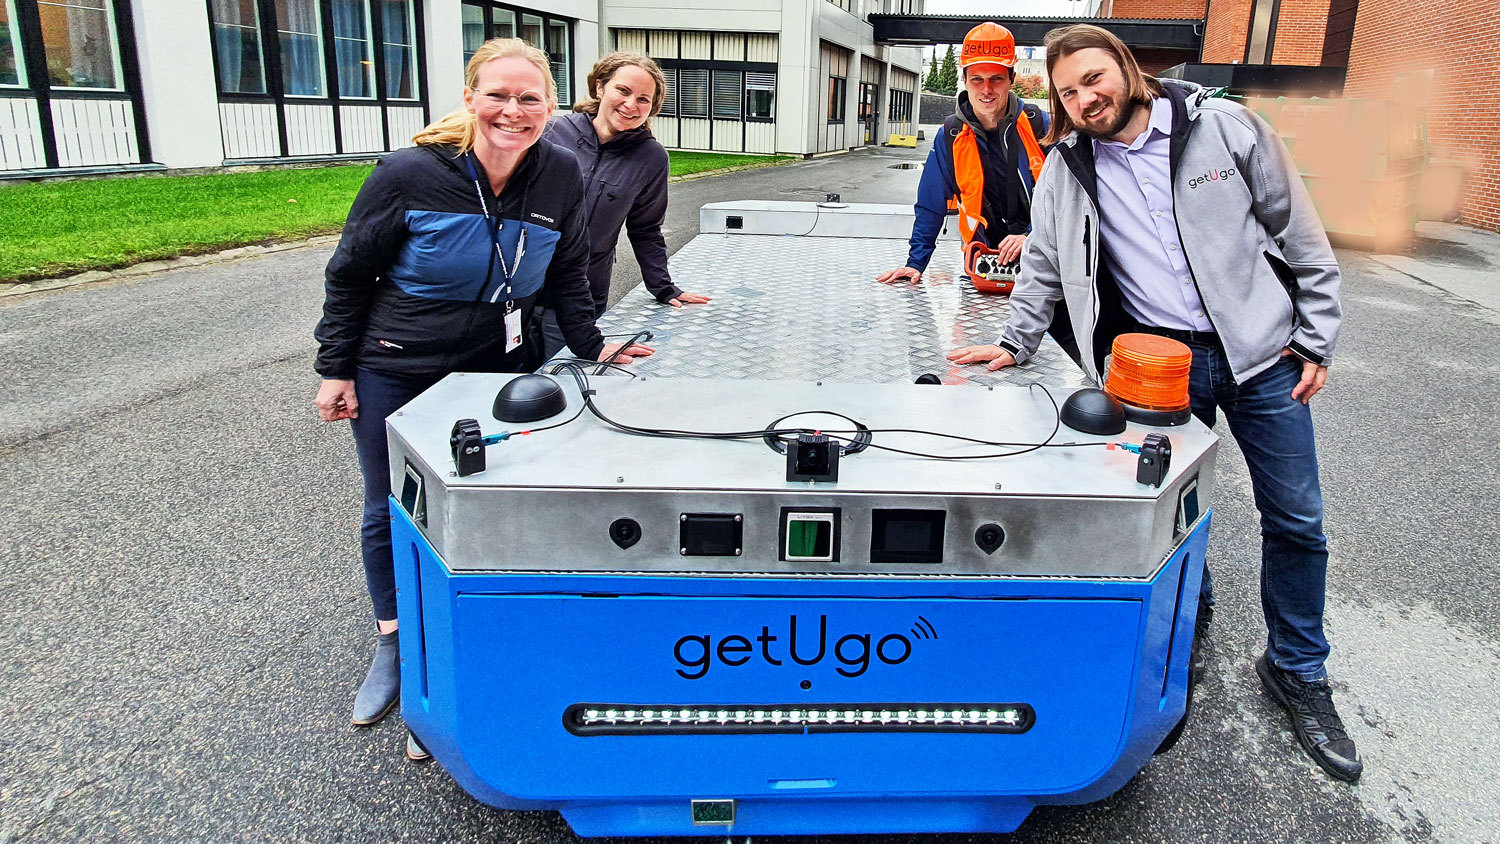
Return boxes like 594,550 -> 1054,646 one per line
1042,24 -> 1162,145
572,52 -> 667,130
412,38 -> 558,151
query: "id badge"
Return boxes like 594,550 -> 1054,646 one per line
504,306 -> 523,353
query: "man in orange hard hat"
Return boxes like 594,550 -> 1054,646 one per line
877,22 -> 1079,365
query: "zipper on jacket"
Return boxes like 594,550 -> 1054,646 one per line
1083,217 -> 1091,276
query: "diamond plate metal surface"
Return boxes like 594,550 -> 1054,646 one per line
593,233 -> 1088,388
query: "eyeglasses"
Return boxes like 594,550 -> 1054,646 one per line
472,89 -> 550,112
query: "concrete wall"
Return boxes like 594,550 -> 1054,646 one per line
130,0 -> 222,169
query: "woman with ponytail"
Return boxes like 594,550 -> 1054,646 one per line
312,38 -> 652,759
538,51 -> 710,357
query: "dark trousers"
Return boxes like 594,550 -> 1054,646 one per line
349,367 -> 440,622
1157,334 -> 1331,681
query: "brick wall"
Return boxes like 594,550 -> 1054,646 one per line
1203,0 -> 1253,61
1270,0 -> 1331,64
1344,0 -> 1500,229
1105,0 -> 1207,18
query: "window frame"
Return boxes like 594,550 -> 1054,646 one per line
35,0 -> 125,92
331,0 -> 375,100
275,0 -> 328,99
380,0 -> 419,101
0,0 -> 24,88
826,74 -> 846,124
460,2 -> 572,109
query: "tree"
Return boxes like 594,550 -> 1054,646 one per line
1014,73 -> 1048,100
924,52 -> 941,92
937,45 -> 958,94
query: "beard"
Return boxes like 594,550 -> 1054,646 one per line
1075,96 -> 1139,140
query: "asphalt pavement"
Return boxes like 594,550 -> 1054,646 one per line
1,138 -> 1497,844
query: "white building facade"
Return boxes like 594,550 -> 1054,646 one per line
0,0 -> 922,175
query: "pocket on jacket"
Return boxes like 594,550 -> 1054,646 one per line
1263,250 -> 1297,304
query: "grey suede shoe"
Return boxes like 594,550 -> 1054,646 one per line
351,630 -> 400,726
406,730 -> 432,763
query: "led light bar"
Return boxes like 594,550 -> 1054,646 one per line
563,703 -> 1035,736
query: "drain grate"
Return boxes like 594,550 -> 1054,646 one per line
887,163 -> 921,170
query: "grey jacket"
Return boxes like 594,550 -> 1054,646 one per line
546,112 -> 681,315
998,80 -> 1341,385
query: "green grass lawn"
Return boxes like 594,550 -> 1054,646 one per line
0,150 -> 792,283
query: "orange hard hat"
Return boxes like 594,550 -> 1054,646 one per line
961,22 -> 1017,69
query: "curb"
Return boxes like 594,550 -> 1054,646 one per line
0,235 -> 343,299
668,157 -> 795,183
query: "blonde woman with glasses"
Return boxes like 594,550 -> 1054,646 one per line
312,38 -> 653,761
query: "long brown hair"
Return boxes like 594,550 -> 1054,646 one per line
411,38 -> 557,151
1042,24 -> 1162,145
572,51 -> 667,130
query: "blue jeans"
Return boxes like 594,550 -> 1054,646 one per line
349,367 -> 440,623
1183,340 -> 1330,682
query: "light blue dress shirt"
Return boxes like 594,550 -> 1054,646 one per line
1092,97 -> 1214,332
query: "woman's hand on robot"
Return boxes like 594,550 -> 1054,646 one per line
668,292 -> 713,308
599,342 -> 656,363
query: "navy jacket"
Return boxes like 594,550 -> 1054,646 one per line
546,112 -> 680,313
906,91 -> 1050,272
315,140 -> 604,379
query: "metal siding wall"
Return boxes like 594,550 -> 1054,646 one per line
0,97 -> 47,170
616,28 -> 647,53
340,105 -> 385,153
285,104 -> 337,156
681,31 -> 711,60
745,121 -> 775,153
649,30 -> 678,59
678,117 -> 710,149
891,67 -> 917,92
714,32 -> 744,60
710,120 -> 742,152
219,102 -> 280,159
50,99 -> 139,167
747,33 -> 777,63
387,106 -> 426,150
654,115 -> 679,147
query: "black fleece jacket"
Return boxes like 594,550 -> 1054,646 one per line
546,112 -> 680,313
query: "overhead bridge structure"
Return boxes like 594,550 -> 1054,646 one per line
869,15 -> 1204,72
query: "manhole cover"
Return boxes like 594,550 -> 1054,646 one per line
887,163 -> 921,170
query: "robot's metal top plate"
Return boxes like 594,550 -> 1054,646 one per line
588,202 -> 1088,388
389,375 -> 1215,500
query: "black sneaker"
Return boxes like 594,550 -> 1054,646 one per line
1255,653 -> 1363,782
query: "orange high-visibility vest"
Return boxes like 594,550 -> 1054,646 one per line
949,110 -> 1046,247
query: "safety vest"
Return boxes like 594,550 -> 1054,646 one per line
948,109 -> 1046,247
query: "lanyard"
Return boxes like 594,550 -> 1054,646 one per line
464,153 -> 527,307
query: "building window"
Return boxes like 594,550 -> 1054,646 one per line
678,67 -> 708,118
657,66 -> 675,117
459,4 -> 569,107
1244,0 -> 1280,65
888,88 -> 912,124
210,0 -> 266,94
277,0 -> 326,97
461,2 -> 483,66
745,70 -> 774,120
827,75 -> 845,123
0,0 -> 23,86
37,0 -> 122,90
380,0 -> 417,99
331,0 -> 374,99
546,17 -> 568,104
711,69 -> 740,119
